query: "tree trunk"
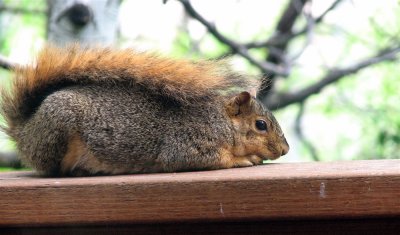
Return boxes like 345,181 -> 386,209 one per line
47,0 -> 121,46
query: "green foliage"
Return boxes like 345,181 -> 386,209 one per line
0,0 -> 47,168
0,0 -> 46,56
303,60 -> 400,161
356,62 -> 400,159
0,167 -> 13,172
172,30 -> 230,59
0,167 -> 30,172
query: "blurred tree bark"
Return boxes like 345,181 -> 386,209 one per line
258,0 -> 309,99
47,0 -> 121,46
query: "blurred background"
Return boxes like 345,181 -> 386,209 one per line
0,0 -> 399,171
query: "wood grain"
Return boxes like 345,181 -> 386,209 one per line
1,160 -> 399,227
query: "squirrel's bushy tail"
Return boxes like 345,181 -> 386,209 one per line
1,45 -> 248,133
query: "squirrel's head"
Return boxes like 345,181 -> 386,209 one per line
225,91 -> 289,161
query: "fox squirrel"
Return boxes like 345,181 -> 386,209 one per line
1,45 -> 289,176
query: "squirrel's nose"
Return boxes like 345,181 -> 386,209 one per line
281,146 -> 289,155
281,138 -> 289,155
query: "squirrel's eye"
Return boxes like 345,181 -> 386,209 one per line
255,120 -> 267,131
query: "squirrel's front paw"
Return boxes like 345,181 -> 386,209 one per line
233,158 -> 254,167
232,155 -> 263,168
218,148 -> 263,169
249,155 -> 263,165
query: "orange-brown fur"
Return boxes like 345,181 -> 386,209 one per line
22,45 -> 231,93
61,133 -> 90,174
2,45 -> 246,130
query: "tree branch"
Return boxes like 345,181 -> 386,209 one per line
264,46 -> 400,110
314,0 -> 343,24
258,0 -> 309,98
259,0 -> 347,98
294,102 -> 320,161
0,55 -> 17,70
245,0 -> 344,50
178,0 -> 288,76
288,1 -> 314,63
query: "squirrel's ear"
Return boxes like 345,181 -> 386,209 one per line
225,91 -> 252,116
235,91 -> 251,106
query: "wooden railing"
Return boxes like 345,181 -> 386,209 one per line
1,159 -> 399,234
